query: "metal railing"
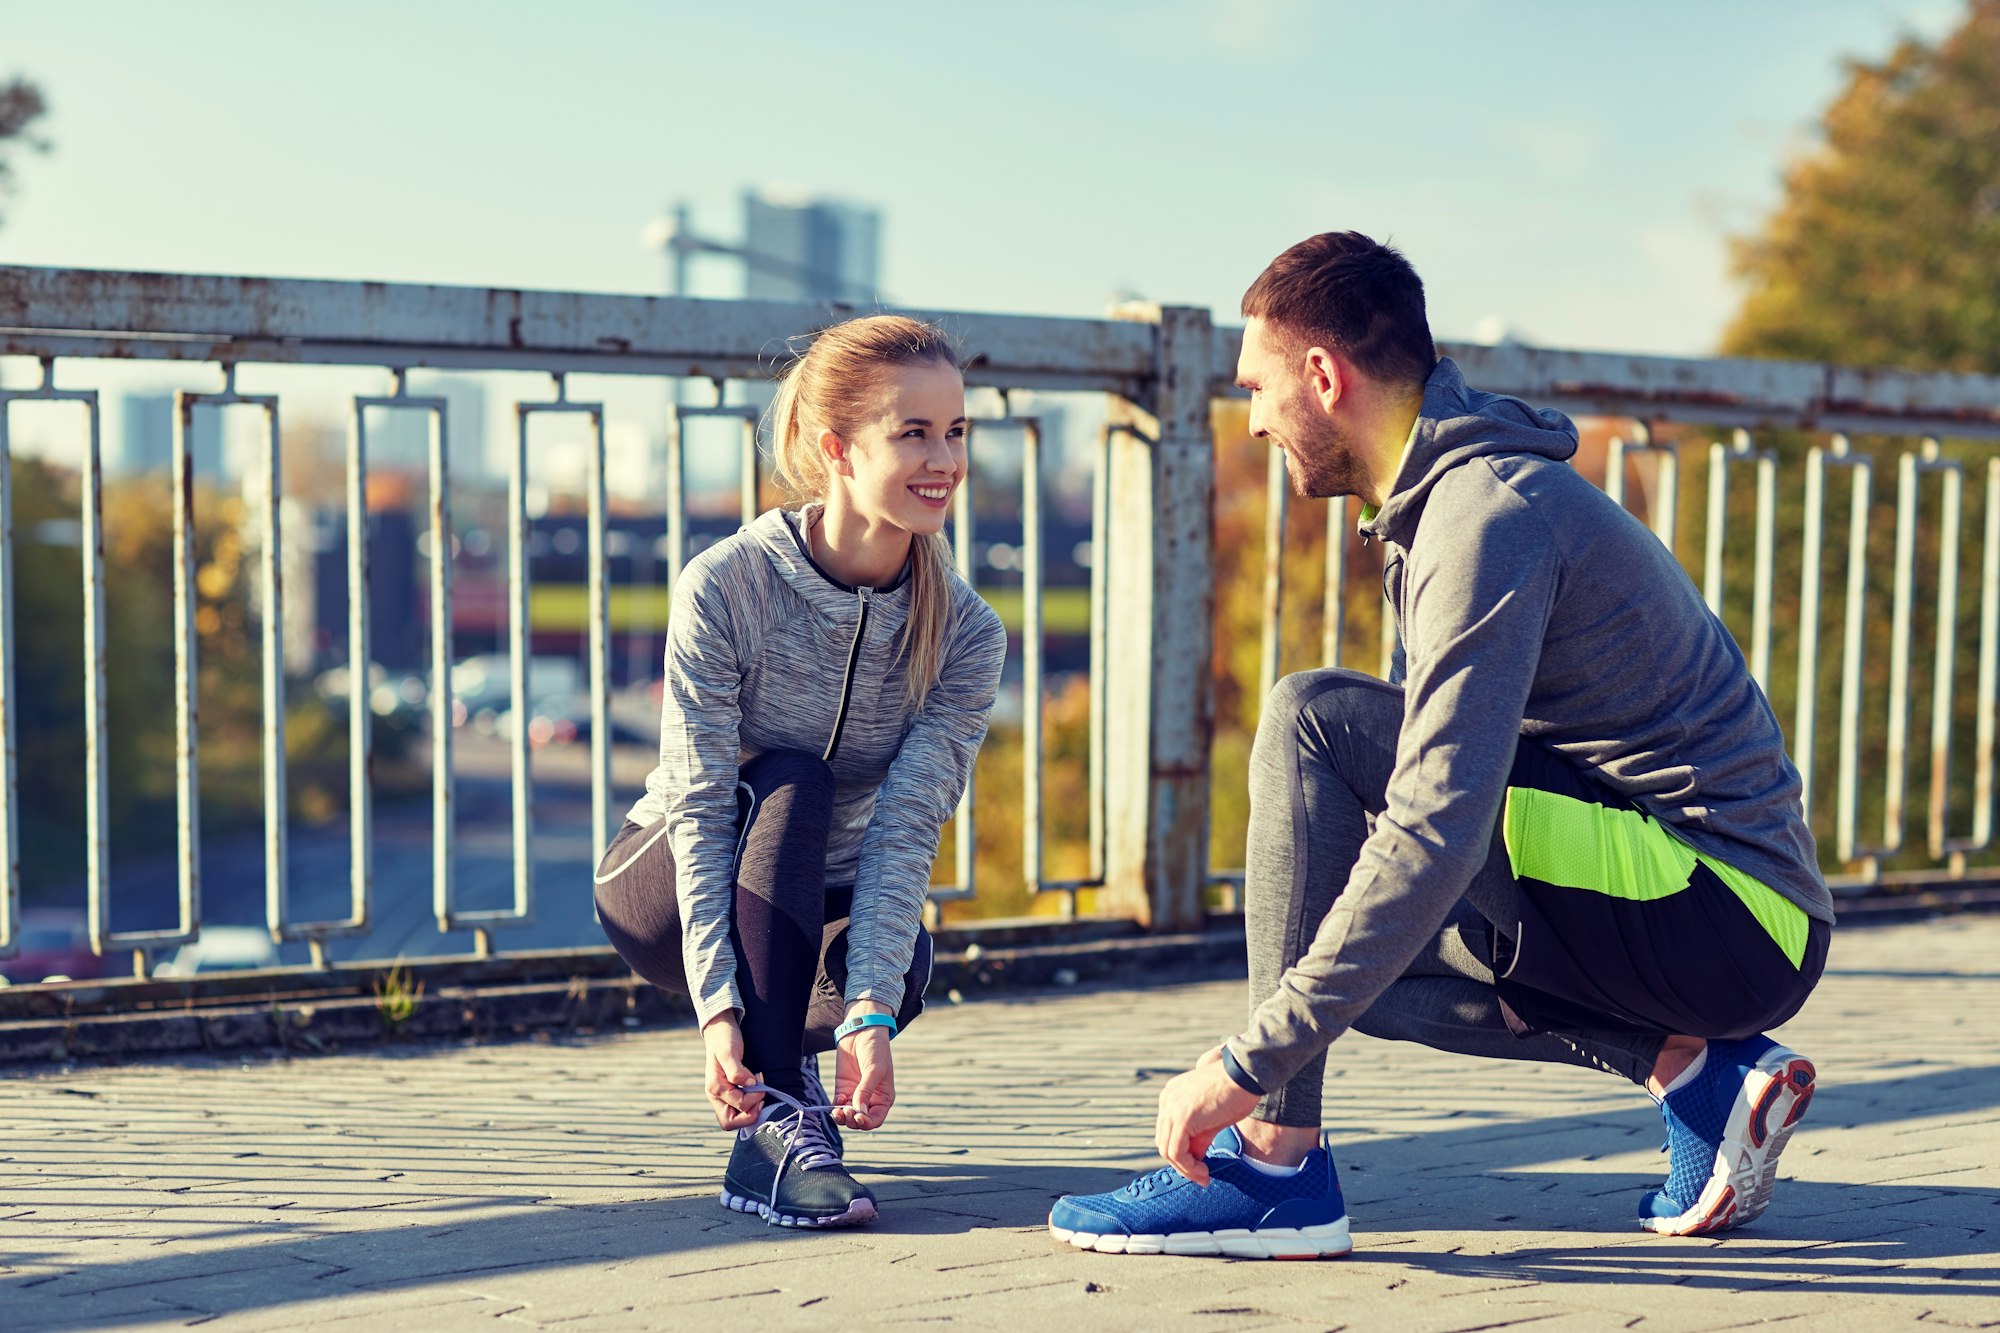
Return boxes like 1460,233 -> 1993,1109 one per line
1,266 -> 1999,983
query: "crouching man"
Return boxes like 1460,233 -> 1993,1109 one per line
1050,231 -> 1829,1258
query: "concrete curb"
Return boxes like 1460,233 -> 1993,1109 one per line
6,889 -> 1992,1067
0,927 -> 1250,1066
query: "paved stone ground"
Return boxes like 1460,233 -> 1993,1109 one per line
3,915 -> 1997,1332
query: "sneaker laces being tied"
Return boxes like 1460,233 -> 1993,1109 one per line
743,1083 -> 843,1222
1122,1166 -> 1182,1199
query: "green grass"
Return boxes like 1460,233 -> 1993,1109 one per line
525,583 -> 1091,636
972,587 -> 1091,636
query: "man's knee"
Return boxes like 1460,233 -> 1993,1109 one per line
1253,668 -> 1397,765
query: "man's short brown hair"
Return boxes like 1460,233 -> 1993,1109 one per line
1242,231 -> 1437,392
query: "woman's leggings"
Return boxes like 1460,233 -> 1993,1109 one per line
593,749 -> 931,1101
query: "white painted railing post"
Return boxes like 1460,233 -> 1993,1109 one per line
1101,304 -> 1216,930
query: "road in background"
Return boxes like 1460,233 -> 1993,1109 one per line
33,691 -> 666,973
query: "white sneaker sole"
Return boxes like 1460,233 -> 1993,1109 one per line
1048,1217 -> 1351,1259
720,1187 -> 877,1229
1642,1045 -> 1816,1237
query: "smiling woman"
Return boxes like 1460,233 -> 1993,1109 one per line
591,314 -> 1007,1232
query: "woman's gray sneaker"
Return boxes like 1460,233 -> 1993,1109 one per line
720,1086 -> 875,1228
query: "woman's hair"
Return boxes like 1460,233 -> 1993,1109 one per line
767,314 -> 962,708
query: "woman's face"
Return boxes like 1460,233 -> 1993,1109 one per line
828,359 -> 967,537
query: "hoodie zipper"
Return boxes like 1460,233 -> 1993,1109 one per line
822,585 -> 871,763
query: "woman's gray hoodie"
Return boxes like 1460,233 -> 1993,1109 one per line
1228,358 -> 1834,1095
625,506 -> 1006,1029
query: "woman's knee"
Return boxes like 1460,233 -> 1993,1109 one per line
894,929 -> 934,1032
740,748 -> 836,802
736,751 -> 836,905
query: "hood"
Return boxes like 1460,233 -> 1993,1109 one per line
746,505 -> 913,628
1360,357 -> 1578,547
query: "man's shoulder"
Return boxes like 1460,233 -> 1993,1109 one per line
1418,452 -> 1557,530
1460,448 -> 1592,493
1429,450 -> 1625,530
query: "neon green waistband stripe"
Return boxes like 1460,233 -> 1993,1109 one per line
1698,852 -> 1810,968
1503,787 -> 1696,901
1502,787 -> 1809,968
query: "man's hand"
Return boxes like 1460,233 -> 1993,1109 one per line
702,1014 -> 764,1130
833,1002 -> 896,1131
1154,1046 -> 1260,1186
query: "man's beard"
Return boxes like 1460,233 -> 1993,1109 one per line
1279,415 -> 1368,500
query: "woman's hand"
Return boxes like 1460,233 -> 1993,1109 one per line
833,1003 -> 897,1131
702,1014 -> 764,1130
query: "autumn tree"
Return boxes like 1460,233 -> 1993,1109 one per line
1724,1 -> 2000,371
0,76 -> 50,230
1722,1 -> 2000,876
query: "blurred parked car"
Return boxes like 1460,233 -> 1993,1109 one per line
497,691 -> 653,749
155,926 -> 280,977
449,654 -> 585,734
0,909 -> 105,984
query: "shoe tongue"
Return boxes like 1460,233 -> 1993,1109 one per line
1208,1124 -> 1246,1159
782,1108 -> 842,1172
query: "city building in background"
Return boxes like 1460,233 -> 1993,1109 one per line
356,373 -> 490,480
112,393 -> 222,479
740,189 -> 879,304
645,189 -> 881,304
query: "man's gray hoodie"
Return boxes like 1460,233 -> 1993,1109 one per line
1228,358 -> 1833,1095
625,506 -> 1006,1029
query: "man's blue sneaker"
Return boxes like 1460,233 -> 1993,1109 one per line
1047,1125 -> 1351,1258
1641,1034 -> 1816,1236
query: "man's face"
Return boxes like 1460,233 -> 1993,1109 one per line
1236,316 -> 1367,500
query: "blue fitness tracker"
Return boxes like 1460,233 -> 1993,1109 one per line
834,1012 -> 898,1042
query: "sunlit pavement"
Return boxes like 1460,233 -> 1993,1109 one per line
3,914 -> 1996,1331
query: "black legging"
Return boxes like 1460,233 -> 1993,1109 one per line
593,749 -> 931,1100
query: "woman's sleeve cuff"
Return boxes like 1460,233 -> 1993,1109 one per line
843,981 -> 907,1015
693,988 -> 743,1030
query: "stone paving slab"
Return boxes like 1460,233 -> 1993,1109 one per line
3,915 -> 1998,1331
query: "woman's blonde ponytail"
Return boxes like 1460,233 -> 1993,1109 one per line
900,530 -> 956,709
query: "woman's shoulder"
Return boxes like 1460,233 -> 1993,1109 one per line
667,525 -> 795,659
941,567 -> 1007,651
677,519 -> 784,603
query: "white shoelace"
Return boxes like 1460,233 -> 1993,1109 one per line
742,1083 -> 843,1221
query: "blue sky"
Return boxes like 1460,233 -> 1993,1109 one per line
0,0 -> 1965,357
